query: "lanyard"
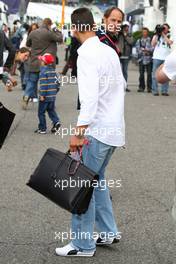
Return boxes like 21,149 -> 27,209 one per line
100,33 -> 120,55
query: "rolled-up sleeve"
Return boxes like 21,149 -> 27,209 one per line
77,56 -> 99,126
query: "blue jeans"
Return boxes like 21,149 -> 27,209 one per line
120,58 -> 129,82
38,101 -> 60,131
71,136 -> 119,251
24,72 -> 39,98
152,59 -> 169,94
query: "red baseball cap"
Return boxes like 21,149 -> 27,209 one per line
38,53 -> 54,65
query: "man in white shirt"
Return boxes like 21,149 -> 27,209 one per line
156,51 -> 176,222
156,50 -> 176,83
55,7 -> 125,257
151,23 -> 173,96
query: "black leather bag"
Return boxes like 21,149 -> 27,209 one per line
0,102 -> 15,149
26,148 -> 98,214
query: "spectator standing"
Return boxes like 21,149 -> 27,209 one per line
64,31 -> 71,61
22,18 -> 62,109
61,36 -> 81,77
96,7 -> 123,57
19,23 -> 39,91
136,27 -> 153,93
20,23 -> 39,49
152,23 -> 173,96
118,22 -> 134,92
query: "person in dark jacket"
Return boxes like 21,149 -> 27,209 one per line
118,22 -> 134,91
96,7 -> 124,56
34,53 -> 61,134
22,18 -> 63,109
0,28 -> 16,74
96,7 -> 131,92
0,25 -> 29,91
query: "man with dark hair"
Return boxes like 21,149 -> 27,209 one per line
136,27 -> 153,92
55,7 -> 125,257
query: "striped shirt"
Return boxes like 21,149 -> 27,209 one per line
39,65 -> 60,102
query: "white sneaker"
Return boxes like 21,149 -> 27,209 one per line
55,243 -> 95,257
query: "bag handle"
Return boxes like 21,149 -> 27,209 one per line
67,159 -> 80,175
52,139 -> 89,180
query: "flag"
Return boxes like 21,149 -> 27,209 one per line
1,0 -> 20,14
1,0 -> 30,15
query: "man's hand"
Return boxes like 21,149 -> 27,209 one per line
69,135 -> 85,152
162,32 -> 173,46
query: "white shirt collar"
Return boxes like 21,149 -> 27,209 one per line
78,36 -> 100,55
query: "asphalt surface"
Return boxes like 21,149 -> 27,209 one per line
0,46 -> 176,264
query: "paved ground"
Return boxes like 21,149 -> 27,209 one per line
0,46 -> 176,264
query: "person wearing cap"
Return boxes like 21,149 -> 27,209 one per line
55,7 -> 125,257
34,53 -> 61,134
118,21 -> 134,91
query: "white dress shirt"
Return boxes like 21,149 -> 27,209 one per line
77,36 -> 125,147
163,50 -> 176,80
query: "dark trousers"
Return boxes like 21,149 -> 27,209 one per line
120,58 -> 129,82
19,63 -> 26,90
139,62 -> 152,91
65,46 -> 70,61
38,101 -> 60,131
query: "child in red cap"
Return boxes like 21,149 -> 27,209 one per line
35,53 -> 61,134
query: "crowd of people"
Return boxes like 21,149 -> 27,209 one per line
0,7 -> 174,115
62,12 -> 174,96
0,5 -> 175,258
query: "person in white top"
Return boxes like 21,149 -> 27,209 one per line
55,7 -> 125,257
156,51 -> 176,222
151,23 -> 173,96
156,50 -> 176,82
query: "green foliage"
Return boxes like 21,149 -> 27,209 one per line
132,31 -> 154,44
